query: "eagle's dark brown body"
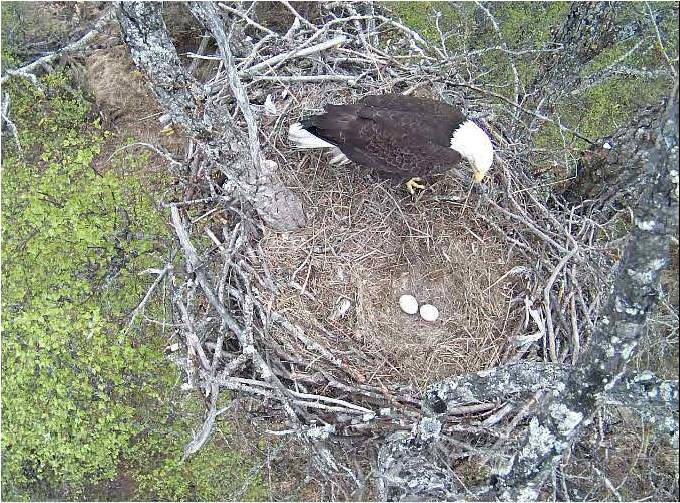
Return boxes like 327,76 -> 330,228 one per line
299,94 -> 467,178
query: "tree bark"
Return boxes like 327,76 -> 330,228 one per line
424,361 -> 677,442
524,3 -> 676,114
378,424 -> 462,502
377,363 -> 678,500
492,80 -> 678,500
526,2 -> 618,112
552,2 -> 618,65
564,101 -> 666,214
116,1 -> 306,231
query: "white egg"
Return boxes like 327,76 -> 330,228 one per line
399,294 -> 419,315
419,304 -> 439,322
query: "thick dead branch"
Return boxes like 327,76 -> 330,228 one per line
423,361 -> 566,416
604,370 -> 679,444
378,426 -> 464,502
381,364 -> 678,499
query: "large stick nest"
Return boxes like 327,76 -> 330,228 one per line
157,1 -> 625,464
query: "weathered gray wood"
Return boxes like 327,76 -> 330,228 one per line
423,361 -> 567,415
492,80 -> 678,500
116,1 -> 305,231
378,427 -> 463,502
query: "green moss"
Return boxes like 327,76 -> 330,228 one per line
497,3 -> 568,47
579,79 -> 658,136
545,41 -> 670,148
1,70 -> 265,501
1,72 -> 142,499
477,4 -> 568,96
385,2 -> 441,42
129,398 -> 268,501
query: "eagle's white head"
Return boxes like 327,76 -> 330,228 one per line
450,120 -> 494,183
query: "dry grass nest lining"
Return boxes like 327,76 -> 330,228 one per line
84,48 -> 188,175
255,82 -> 525,392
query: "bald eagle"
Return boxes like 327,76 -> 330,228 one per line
288,94 -> 494,193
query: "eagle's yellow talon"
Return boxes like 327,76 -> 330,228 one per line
406,177 -> 425,195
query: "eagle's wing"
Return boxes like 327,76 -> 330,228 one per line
301,104 -> 463,178
353,105 -> 462,148
359,94 -> 465,122
339,141 -> 463,179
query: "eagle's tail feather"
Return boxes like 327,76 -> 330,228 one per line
329,149 -> 351,165
288,122 -> 335,149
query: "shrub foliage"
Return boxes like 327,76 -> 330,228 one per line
1,72 -> 264,500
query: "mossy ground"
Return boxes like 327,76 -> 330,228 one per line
1,4 -> 268,500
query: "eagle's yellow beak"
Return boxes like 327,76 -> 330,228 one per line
473,170 -> 486,183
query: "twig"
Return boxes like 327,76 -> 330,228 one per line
188,35 -> 211,75
568,289 -> 580,365
125,264 -> 173,330
433,9 -> 449,59
448,402 -> 497,416
1,92 -> 22,154
218,2 -> 279,38
1,8 -> 116,85
107,141 -> 183,168
453,81 -> 596,144
482,390 -> 544,466
486,196 -> 568,254
474,1 -> 520,108
183,386 -> 219,460
278,0 -> 320,32
203,372 -> 374,416
543,245 -> 578,362
646,2 -> 678,77
175,297 -> 212,371
251,74 -> 359,83
240,35 -> 348,77
591,465 -> 623,502
569,40 -> 651,96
